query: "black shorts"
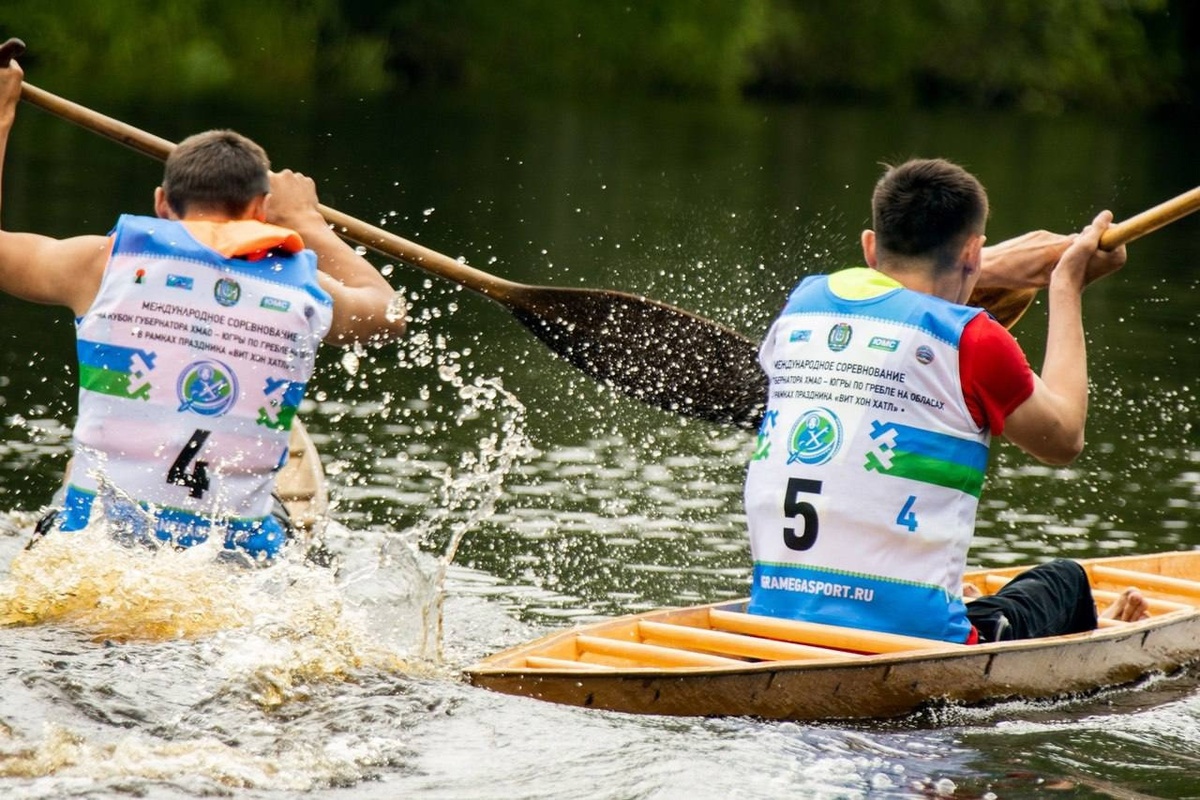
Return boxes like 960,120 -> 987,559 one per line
966,558 -> 1098,643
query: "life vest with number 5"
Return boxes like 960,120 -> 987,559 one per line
744,268 -> 989,643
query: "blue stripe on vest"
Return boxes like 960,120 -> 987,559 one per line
264,377 -> 307,408
869,421 -> 989,470
749,561 -> 971,643
781,274 -> 980,348
77,340 -> 157,372
110,215 -> 331,305
57,485 -> 286,558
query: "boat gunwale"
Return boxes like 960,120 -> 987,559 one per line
277,418 -> 331,547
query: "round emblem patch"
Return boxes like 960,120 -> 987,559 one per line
827,323 -> 853,352
915,345 -> 935,365
214,277 -> 241,307
177,359 -> 238,416
787,407 -> 843,466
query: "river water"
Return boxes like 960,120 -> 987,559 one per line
1,89 -> 1198,798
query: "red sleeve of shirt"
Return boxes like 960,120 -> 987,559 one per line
959,314 -> 1035,435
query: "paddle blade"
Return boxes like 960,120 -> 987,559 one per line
509,286 -> 768,429
0,38 -> 25,64
968,286 -> 1039,330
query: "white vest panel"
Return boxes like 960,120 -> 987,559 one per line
61,215 -> 333,553
744,269 -> 989,642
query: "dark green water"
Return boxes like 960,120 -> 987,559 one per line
1,89 -> 1198,797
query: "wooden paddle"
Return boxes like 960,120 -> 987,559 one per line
0,37 -> 768,429
969,185 -> 1200,329
4,38 -> 1199,430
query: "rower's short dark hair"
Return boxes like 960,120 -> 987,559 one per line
871,158 -> 988,269
162,130 -> 270,217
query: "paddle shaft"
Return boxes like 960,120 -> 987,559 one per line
16,81 -> 526,305
0,30 -> 521,301
1099,185 -> 1200,249
9,51 -> 770,429
8,38 -> 1198,430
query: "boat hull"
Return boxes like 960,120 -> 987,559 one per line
465,551 -> 1200,720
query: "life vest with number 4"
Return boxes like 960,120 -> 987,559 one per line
58,215 -> 333,558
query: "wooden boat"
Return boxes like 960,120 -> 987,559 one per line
465,550 -> 1200,721
277,418 -> 330,543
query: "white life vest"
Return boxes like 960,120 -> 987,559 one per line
744,268 -> 989,642
59,215 -> 333,556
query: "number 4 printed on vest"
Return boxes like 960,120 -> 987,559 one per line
896,495 -> 919,531
168,429 -> 211,499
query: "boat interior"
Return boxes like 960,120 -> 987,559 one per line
480,551 -> 1200,671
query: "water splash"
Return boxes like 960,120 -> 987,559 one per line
320,285 -> 533,666
0,718 -> 416,791
384,356 -> 531,666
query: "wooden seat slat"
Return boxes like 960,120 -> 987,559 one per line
525,656 -> 616,671
637,620 -> 857,662
1090,565 -> 1200,600
575,634 -> 744,668
707,608 -> 966,654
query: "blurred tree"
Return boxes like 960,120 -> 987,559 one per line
1,0 -> 391,99
1,0 -> 1195,112
363,0 -> 770,97
745,0 -> 1182,112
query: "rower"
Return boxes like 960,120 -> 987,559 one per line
0,54 -> 404,561
744,158 -> 1128,644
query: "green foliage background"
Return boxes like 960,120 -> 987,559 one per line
2,0 -> 1195,112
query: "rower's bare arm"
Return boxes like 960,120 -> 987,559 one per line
1003,376 -> 1086,465
978,231 -> 1067,290
265,169 -> 406,346
0,232 -> 109,314
0,58 -> 108,314
1002,211 -> 1118,465
978,230 -> 1127,291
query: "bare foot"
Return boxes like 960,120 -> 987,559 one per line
963,583 -> 982,600
1099,587 -> 1151,622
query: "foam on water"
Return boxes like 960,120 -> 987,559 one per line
0,517 -> 434,791
0,522 -> 409,689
